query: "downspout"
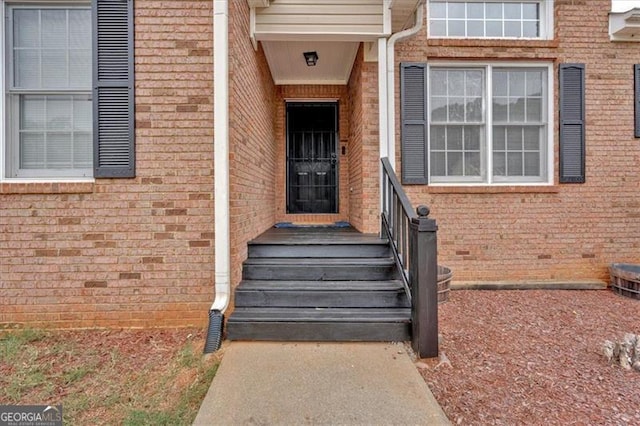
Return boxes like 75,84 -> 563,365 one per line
386,1 -> 424,169
378,38 -> 388,215
205,0 -> 230,353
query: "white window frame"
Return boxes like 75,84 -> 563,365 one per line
427,0 -> 554,40
426,62 -> 554,186
1,0 -> 94,182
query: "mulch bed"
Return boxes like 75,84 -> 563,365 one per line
418,290 -> 640,425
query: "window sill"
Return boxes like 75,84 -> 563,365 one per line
427,38 -> 559,50
424,185 -> 560,194
0,180 -> 95,194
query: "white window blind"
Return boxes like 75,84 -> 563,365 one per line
7,5 -> 92,178
428,65 -> 550,184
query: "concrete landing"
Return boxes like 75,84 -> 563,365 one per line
194,342 -> 450,425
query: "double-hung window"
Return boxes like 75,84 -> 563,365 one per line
2,0 -> 134,182
428,64 -> 551,184
428,1 -> 554,39
5,2 -> 92,179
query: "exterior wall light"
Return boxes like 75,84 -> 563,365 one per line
303,51 -> 318,66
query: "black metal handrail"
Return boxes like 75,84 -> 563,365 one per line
380,157 -> 416,303
381,157 -> 439,358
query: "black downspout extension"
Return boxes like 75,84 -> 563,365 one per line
204,310 -> 224,353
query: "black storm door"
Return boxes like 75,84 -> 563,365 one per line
286,103 -> 339,214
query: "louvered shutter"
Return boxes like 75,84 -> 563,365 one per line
635,64 -> 640,138
93,0 -> 135,178
559,64 -> 585,183
400,63 -> 428,184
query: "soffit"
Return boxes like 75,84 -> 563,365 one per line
249,0 -> 420,85
261,41 -> 359,85
391,0 -> 421,32
610,8 -> 640,41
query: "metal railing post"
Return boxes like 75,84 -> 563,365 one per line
409,205 -> 438,358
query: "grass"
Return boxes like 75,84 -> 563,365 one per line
123,365 -> 218,426
0,328 -> 219,425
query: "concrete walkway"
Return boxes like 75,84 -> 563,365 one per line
194,342 -> 450,425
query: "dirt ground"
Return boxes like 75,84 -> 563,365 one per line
418,289 -> 640,426
0,327 -> 218,425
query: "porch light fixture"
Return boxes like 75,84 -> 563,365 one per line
303,51 -> 319,66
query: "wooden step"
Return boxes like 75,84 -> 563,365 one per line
234,280 -> 410,308
226,307 -> 411,341
248,242 -> 390,258
228,227 -> 412,343
242,258 -> 399,281
248,229 -> 389,258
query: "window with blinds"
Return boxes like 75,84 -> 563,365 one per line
400,62 -> 553,185
6,4 -> 92,178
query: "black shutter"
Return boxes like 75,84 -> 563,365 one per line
635,64 -> 640,138
559,64 -> 585,183
400,63 -> 428,184
93,0 -> 135,178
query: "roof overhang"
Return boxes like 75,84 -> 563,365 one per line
609,8 -> 640,41
246,0 -> 421,85
391,0 -> 422,32
247,0 -> 269,7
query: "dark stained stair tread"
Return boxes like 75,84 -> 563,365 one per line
228,307 -> 411,322
243,257 -> 395,265
227,226 -> 411,342
226,322 -> 411,342
236,280 -> 405,291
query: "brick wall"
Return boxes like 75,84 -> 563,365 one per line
391,0 -> 640,282
348,47 -> 365,231
228,1 -> 278,291
4,1 -> 635,329
0,0 -> 215,328
347,47 -> 380,234
360,58 -> 382,234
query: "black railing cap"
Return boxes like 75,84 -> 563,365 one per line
416,205 -> 430,217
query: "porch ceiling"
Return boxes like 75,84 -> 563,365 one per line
250,0 -> 421,85
262,41 -> 359,85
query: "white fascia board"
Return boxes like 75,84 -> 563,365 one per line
250,8 -> 258,50
254,32 -> 383,42
274,79 -> 350,85
610,8 -> 640,41
247,0 -> 269,8
383,0 -> 392,35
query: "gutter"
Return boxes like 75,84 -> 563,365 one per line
205,0 -> 230,353
385,1 -> 424,169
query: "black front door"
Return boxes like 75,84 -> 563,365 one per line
286,103 -> 338,214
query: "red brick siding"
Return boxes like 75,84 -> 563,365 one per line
228,1 -> 278,292
359,58 -> 382,234
348,47 -> 365,231
0,0 -> 215,328
390,0 -> 640,282
347,47 -> 381,234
